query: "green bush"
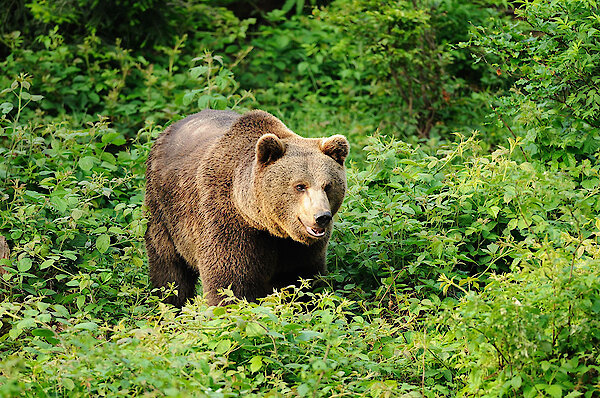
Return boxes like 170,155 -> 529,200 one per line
2,1 -> 600,395
238,0 -> 508,142
1,289 -> 438,396
469,0 -> 600,159
0,74 -> 153,346
330,132 -> 600,304
1,0 -> 253,52
0,28 -> 254,137
436,244 -> 600,396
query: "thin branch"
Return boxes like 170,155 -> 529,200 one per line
490,105 -> 530,162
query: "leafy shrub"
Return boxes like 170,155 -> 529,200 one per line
1,0 -> 254,52
469,0 -> 600,159
0,74 -> 154,345
0,28 -> 255,137
239,0 -> 508,142
330,133 -> 600,304
2,2 -> 600,395
1,290 -> 437,396
436,243 -> 600,397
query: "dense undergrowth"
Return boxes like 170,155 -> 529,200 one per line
1,0 -> 600,396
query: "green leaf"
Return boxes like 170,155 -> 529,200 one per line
101,132 -> 120,144
198,359 -> 210,374
40,259 -> 54,270
215,339 -> 231,355
71,208 -> 84,220
210,94 -> 227,110
249,355 -> 263,372
18,257 -> 32,272
488,205 -> 501,218
182,91 -> 196,106
197,94 -> 210,109
61,378 -> 75,390
50,196 -> 68,213
16,318 -> 36,330
297,383 -> 311,397
78,156 -> 96,171
74,322 -> 98,331
96,234 -> 110,253
190,66 -> 208,79
296,330 -> 321,341
246,322 -> 266,337
9,327 -> 22,339
0,102 -> 13,114
32,328 -> 55,338
545,385 -> 562,398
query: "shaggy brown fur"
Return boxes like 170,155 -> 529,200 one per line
145,110 -> 348,307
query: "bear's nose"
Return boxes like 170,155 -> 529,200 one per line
315,211 -> 332,227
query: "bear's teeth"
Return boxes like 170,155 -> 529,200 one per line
306,226 -> 325,237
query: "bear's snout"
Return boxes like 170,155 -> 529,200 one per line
315,211 -> 332,227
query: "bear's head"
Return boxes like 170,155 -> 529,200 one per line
232,111 -> 349,245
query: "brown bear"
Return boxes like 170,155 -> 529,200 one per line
145,109 -> 348,307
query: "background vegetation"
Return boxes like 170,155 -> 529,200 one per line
1,0 -> 599,396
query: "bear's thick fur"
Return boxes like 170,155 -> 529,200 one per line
145,110 -> 348,307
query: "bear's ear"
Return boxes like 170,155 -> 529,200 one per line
321,135 -> 349,165
256,133 -> 286,165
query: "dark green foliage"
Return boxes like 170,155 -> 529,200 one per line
0,15 -> 254,137
1,0 -> 600,395
0,292 -> 432,396
331,133 -> 600,303
239,0 -> 507,141
0,74 -> 153,337
469,0 -> 600,159
0,0 -> 253,52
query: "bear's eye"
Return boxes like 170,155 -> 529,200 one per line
295,184 -> 307,192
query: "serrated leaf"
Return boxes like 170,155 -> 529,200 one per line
190,66 -> 208,79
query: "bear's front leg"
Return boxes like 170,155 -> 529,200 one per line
146,220 -> 199,307
199,231 -> 277,306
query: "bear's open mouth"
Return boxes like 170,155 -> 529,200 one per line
306,225 -> 325,238
299,218 -> 326,238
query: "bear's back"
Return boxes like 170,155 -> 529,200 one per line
158,109 -> 240,163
